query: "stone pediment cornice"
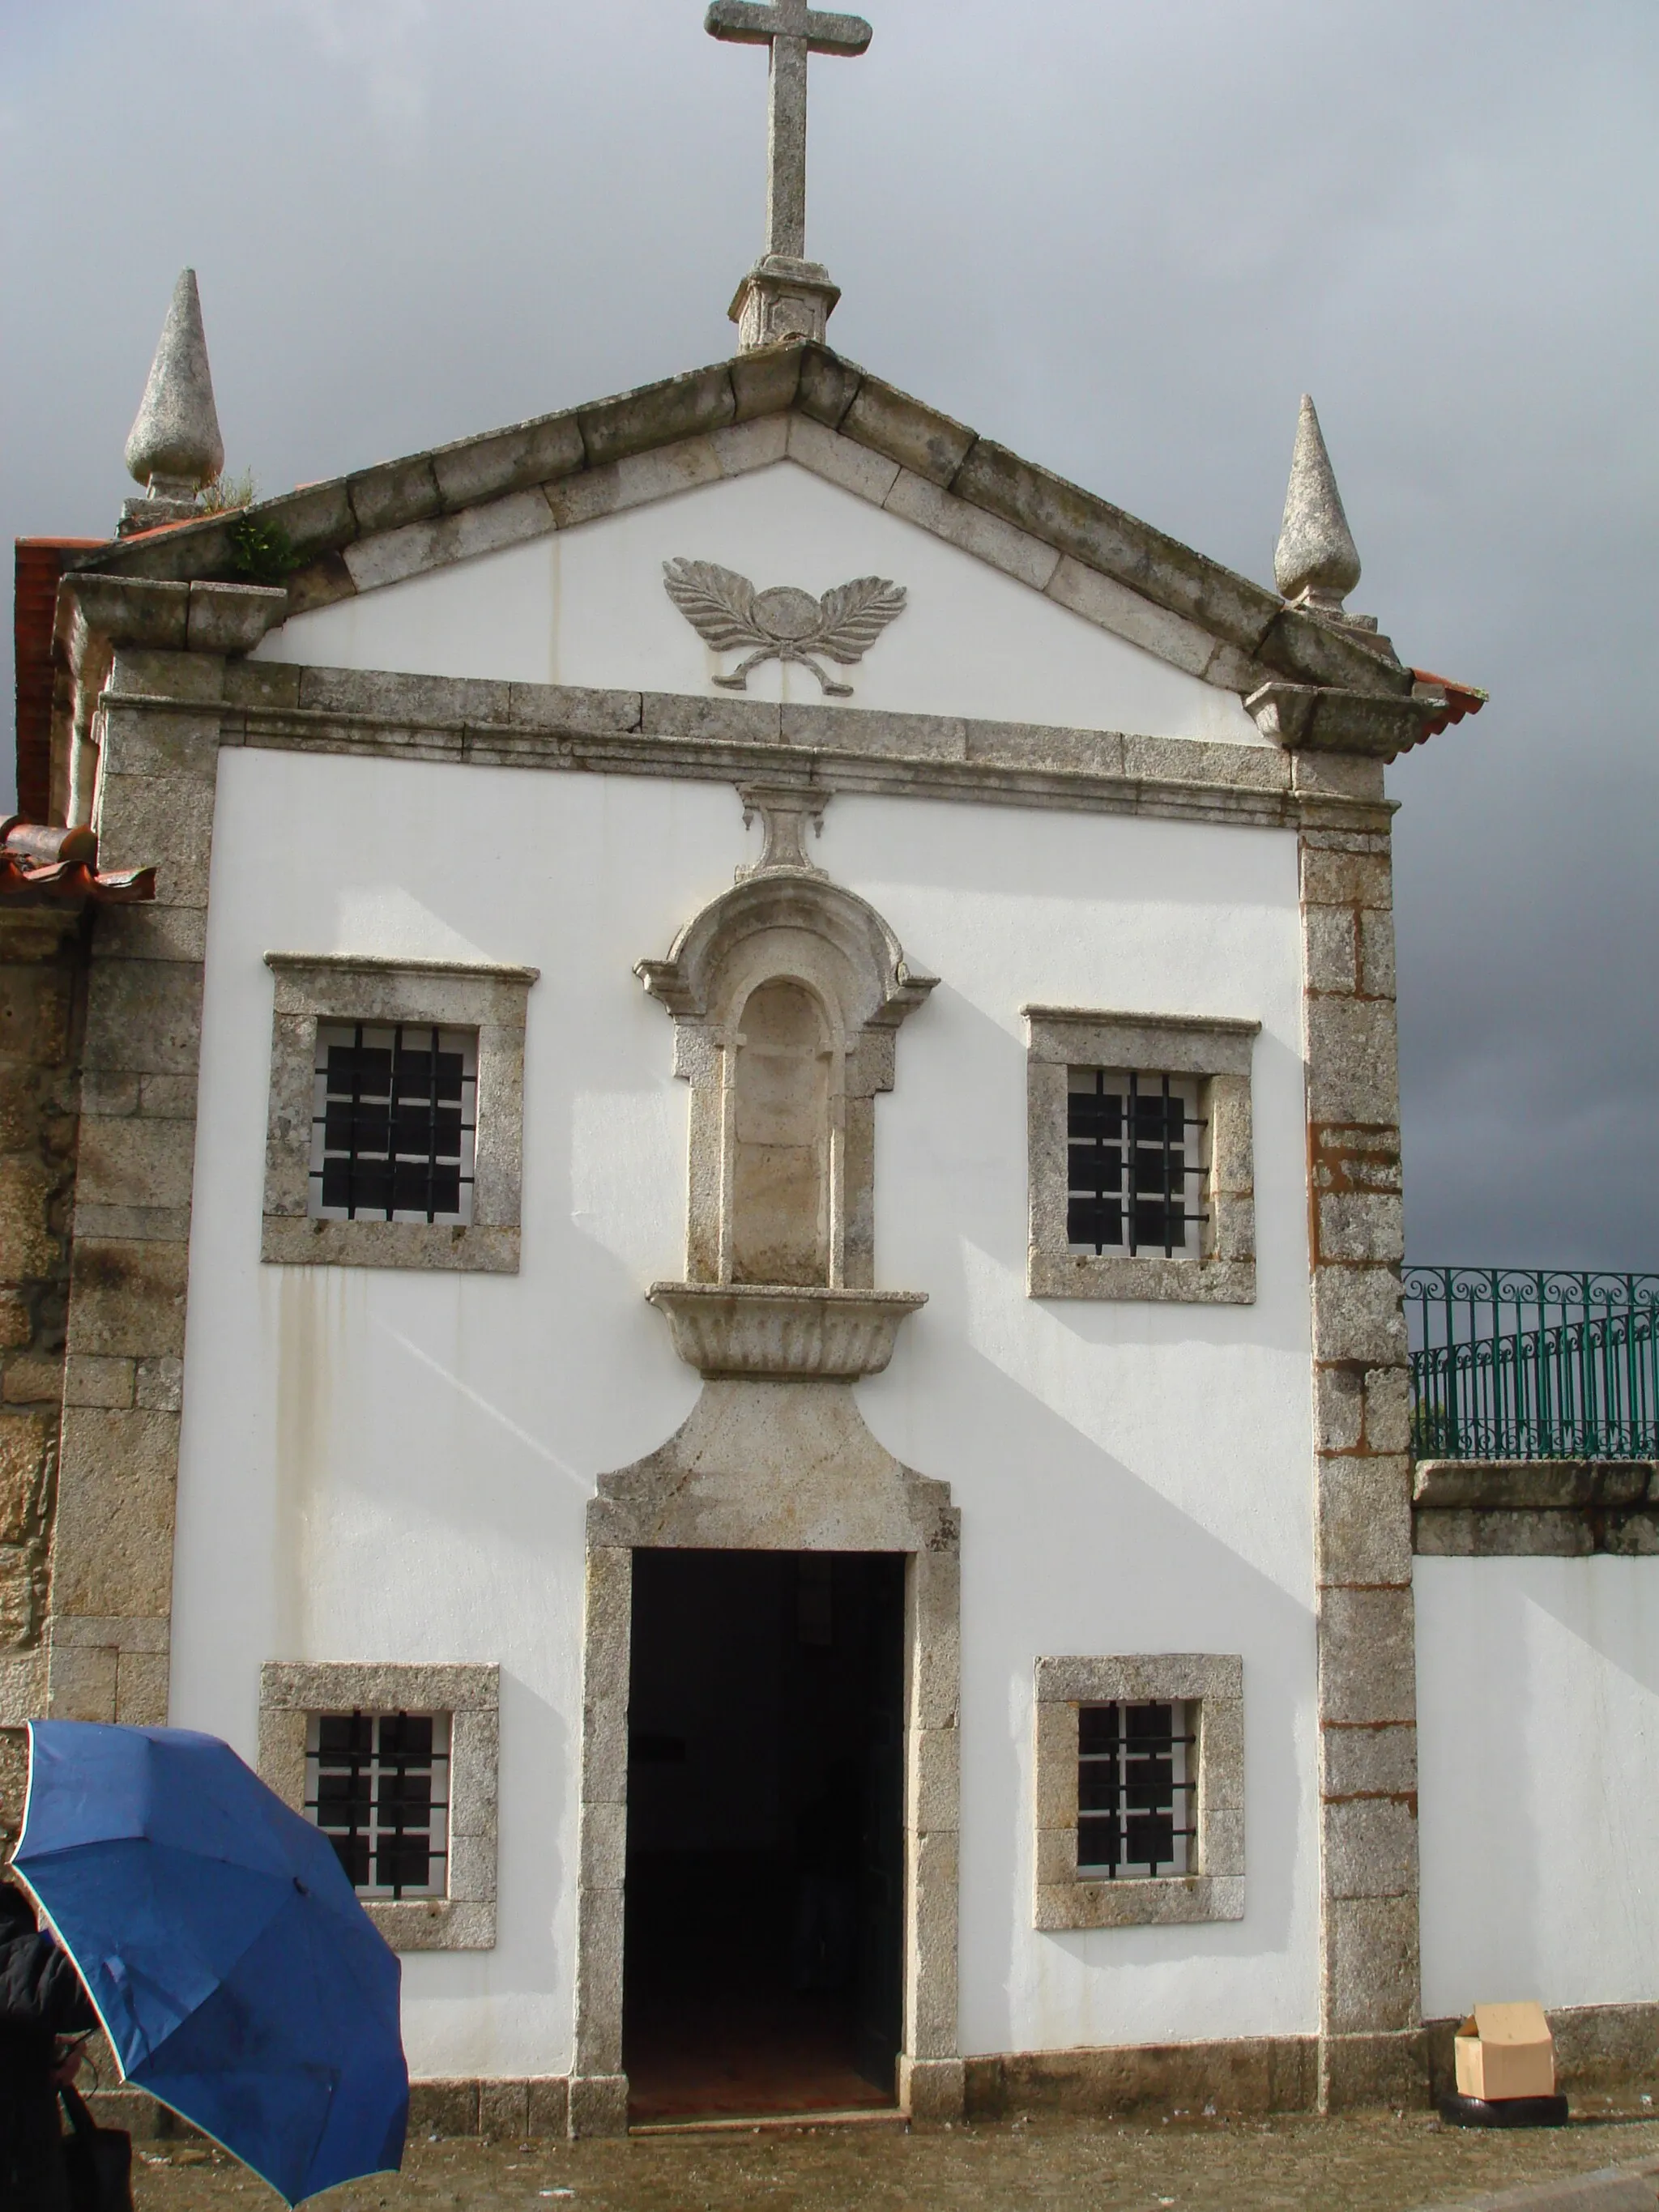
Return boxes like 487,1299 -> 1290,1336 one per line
69,343 -> 1418,710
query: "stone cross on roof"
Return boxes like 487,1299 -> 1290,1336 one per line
706,0 -> 872,352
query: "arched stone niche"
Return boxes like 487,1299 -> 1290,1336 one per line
569,1379 -> 963,2136
731,978 -> 831,1285
635,786 -> 936,1381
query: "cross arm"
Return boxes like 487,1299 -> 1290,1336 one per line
705,2 -> 872,57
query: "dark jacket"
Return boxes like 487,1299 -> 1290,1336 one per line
0,1882 -> 96,2212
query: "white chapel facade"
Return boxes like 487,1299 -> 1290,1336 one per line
34,0 -> 1656,2139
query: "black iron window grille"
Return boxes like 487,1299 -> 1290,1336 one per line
1077,1700 -> 1197,1877
305,1711 -> 451,1899
309,1023 -> 476,1224
1066,1069 -> 1207,1257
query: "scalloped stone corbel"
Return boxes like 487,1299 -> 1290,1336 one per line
647,1283 -> 925,1380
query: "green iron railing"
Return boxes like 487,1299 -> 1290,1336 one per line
1405,1267 -> 1659,1461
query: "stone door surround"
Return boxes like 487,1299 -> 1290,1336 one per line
569,1376 -> 962,2137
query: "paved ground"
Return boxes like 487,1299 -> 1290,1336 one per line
130,2108 -> 1659,2212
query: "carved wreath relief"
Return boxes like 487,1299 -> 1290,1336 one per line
663,558 -> 906,697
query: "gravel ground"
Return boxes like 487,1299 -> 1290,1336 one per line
129,2107 -> 1659,2212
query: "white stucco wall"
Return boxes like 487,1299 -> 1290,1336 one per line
1417,1558 -> 1659,2020
252,460 -> 1260,744
173,743 -> 1316,2078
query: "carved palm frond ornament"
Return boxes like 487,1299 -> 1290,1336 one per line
663,558 -> 906,697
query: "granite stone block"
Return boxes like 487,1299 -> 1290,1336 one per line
793,347 -> 863,429
1320,1588 -> 1417,1727
1324,1894 -> 1420,2036
842,377 -> 975,488
728,345 -> 804,422
1046,556 -> 1221,680
1316,1457 -> 1413,1587
1322,1720 -> 1418,1801
578,364 -> 736,468
1323,1795 -> 1418,1901
1311,1264 -> 1407,1366
431,412 -> 585,509
786,413 -> 901,503
64,1239 -> 189,1361
885,469 -> 1060,590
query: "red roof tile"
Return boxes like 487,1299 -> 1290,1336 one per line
0,818 -> 155,906
1412,669 -> 1489,739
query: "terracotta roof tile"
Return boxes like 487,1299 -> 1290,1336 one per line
0,818 -> 155,906
1411,669 -> 1489,738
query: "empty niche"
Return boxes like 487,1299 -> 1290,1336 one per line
731,978 -> 832,1287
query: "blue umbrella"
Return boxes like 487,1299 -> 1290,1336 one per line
11,1720 -> 407,2206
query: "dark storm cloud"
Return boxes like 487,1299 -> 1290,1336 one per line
2,0 -> 1653,1264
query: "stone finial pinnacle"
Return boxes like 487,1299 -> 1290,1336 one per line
124,269 -> 224,499
1274,393 -> 1361,612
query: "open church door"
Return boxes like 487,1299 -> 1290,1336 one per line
623,1549 -> 906,2121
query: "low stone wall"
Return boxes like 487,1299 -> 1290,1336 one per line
966,2037 -> 1324,2118
964,2005 -> 1659,2122
1414,1461 -> 1659,1556
88,2078 -> 572,2142
76,2006 -> 1659,2142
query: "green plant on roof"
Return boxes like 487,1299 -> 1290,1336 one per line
198,467 -> 259,515
229,507 -> 301,586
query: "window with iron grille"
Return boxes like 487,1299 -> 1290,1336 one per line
1067,1071 -> 1207,1258
1034,1654 -> 1241,1929
1077,1700 -> 1196,1877
309,1024 -> 476,1225
1024,1008 -> 1256,1305
305,1711 -> 451,1900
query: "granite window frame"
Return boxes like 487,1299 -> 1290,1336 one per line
1033,1653 -> 1244,1930
258,1660 -> 499,1951
262,953 -> 537,1273
1024,1006 -> 1259,1303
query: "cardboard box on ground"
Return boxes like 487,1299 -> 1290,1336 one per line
1455,2005 -> 1557,2101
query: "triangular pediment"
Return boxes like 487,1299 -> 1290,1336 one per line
249,457 -> 1266,742
75,344 -> 1416,725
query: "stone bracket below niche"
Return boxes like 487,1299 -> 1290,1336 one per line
647,1281 -> 926,1379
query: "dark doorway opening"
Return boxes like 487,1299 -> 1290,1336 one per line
623,1548 -> 905,2124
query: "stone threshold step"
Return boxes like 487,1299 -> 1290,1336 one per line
630,2107 -> 906,2137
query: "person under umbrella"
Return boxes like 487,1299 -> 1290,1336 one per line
1,1881 -> 97,2212
13,1720 -> 407,2207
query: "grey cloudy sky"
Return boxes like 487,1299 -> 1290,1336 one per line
2,0 -> 1655,1268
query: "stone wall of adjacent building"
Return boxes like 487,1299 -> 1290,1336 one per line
0,906 -> 88,1840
